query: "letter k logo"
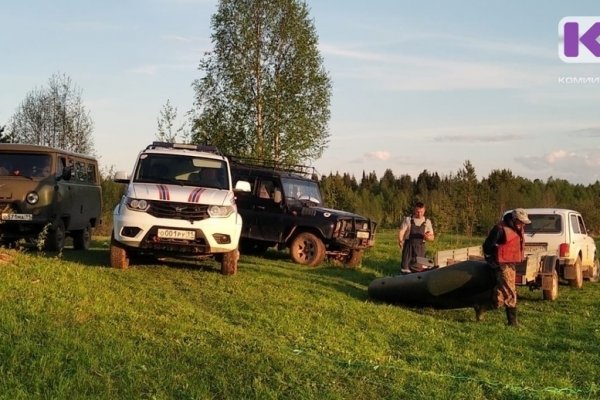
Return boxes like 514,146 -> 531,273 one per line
560,17 -> 600,63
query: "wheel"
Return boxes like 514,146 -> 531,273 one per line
220,249 -> 239,275
45,220 -> 66,251
290,232 -> 325,267
72,223 -> 92,250
110,234 -> 130,269
542,270 -> 559,301
586,258 -> 599,283
568,257 -> 584,289
344,249 -> 364,268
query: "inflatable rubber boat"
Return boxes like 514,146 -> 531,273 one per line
368,260 -> 496,308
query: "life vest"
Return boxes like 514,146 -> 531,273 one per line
497,222 -> 524,264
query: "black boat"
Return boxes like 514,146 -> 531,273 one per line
368,260 -> 496,309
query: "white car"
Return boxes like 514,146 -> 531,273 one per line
111,142 -> 250,274
518,208 -> 599,288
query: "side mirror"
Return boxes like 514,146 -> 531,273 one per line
113,170 -> 130,184
60,166 -> 72,181
234,180 -> 251,192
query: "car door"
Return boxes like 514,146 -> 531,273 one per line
250,178 -> 285,242
571,213 -> 595,266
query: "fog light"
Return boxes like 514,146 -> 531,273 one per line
212,234 -> 231,244
121,227 -> 142,238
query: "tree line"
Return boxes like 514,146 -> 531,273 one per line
319,160 -> 600,237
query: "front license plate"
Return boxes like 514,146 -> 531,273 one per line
356,231 -> 370,239
157,229 -> 195,240
1,213 -> 33,221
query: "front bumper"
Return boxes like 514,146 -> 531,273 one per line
112,204 -> 243,255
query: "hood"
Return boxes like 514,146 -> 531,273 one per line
128,183 -> 234,206
306,205 -> 368,220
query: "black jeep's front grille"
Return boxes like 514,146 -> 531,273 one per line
333,218 -> 374,237
146,200 -> 209,221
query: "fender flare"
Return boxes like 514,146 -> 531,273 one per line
541,255 -> 559,274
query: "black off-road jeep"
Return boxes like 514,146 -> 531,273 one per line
230,158 -> 376,267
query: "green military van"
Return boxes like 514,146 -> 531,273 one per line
0,144 -> 102,251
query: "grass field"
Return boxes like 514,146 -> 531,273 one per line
0,230 -> 599,399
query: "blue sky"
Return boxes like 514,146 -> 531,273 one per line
2,0 -> 600,184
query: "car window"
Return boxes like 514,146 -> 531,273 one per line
575,215 -> 587,235
524,214 -> 561,234
134,154 -> 229,189
570,214 -> 581,234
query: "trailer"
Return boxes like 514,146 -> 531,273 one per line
419,246 -> 560,301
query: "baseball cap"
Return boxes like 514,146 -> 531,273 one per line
512,208 -> 531,224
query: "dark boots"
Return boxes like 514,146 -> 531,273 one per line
474,303 -> 489,322
506,307 -> 518,327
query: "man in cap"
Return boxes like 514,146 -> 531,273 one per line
397,201 -> 434,273
477,208 -> 531,326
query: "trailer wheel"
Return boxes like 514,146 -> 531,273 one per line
568,257 -> 584,289
290,232 -> 325,267
542,270 -> 559,301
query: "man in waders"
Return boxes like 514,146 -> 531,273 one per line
477,208 -> 531,327
397,202 -> 434,274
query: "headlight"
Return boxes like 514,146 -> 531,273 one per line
126,197 -> 149,211
208,205 -> 234,218
26,191 -> 39,205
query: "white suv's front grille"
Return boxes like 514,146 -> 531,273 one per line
146,200 -> 209,221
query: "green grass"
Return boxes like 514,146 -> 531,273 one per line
0,230 -> 599,399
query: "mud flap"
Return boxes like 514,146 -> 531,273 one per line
541,255 -> 559,290
563,264 -> 577,280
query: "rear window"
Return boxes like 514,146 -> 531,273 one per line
524,214 -> 562,234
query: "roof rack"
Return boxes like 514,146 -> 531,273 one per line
146,141 -> 221,155
227,154 -> 317,178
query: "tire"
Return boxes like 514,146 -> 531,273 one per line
542,270 -> 559,301
569,257 -> 584,289
110,234 -> 130,269
45,220 -> 66,252
220,249 -> 239,275
72,223 -> 92,250
290,232 -> 326,267
345,249 -> 364,268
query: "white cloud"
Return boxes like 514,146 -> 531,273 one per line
365,151 -> 391,161
545,150 -> 572,164
515,147 -> 600,183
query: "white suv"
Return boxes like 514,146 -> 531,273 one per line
111,142 -> 250,274
520,208 -> 598,288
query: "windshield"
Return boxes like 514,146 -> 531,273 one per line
281,177 -> 322,204
0,153 -> 52,178
133,153 -> 229,190
524,214 -> 562,234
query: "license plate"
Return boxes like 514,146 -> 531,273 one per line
525,245 -> 547,253
157,229 -> 195,240
1,213 -> 33,221
356,231 -> 370,239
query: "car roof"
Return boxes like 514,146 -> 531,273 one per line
521,208 -> 580,215
142,147 -> 227,161
0,143 -> 97,161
